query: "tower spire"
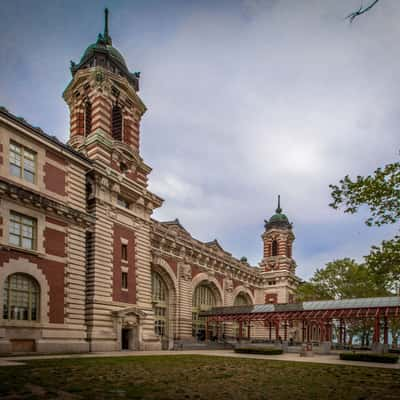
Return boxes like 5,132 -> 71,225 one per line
104,8 -> 112,45
276,194 -> 282,214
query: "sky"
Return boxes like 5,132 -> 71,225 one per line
0,0 -> 399,279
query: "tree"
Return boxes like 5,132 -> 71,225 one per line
329,160 -> 400,227
329,158 -> 400,290
296,258 -> 386,302
346,0 -> 380,23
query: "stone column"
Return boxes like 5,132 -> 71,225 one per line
177,262 -> 193,340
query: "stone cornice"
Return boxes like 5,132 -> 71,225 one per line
63,67 -> 147,115
150,222 -> 264,286
0,178 -> 94,228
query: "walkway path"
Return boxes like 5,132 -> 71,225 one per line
1,349 -> 399,370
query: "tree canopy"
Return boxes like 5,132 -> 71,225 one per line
296,258 -> 387,302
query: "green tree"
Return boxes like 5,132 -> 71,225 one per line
329,158 -> 400,290
329,160 -> 400,227
296,258 -> 386,302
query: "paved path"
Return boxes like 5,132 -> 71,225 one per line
1,350 -> 399,369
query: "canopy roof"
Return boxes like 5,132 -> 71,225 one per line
200,296 -> 400,317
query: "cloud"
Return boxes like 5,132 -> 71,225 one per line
1,0 -> 399,279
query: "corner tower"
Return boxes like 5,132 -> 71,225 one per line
63,9 -> 146,181
260,196 -> 298,304
62,10 -> 163,352
261,195 -> 296,272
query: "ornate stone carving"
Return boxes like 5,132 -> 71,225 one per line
225,278 -> 233,292
180,263 -> 192,281
111,183 -> 120,194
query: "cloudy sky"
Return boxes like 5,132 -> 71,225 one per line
0,0 -> 398,279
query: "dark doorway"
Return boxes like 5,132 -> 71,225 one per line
121,329 -> 130,350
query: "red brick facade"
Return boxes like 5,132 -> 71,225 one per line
112,223 -> 136,304
43,163 -> 66,196
0,251 -> 65,323
44,228 -> 66,257
265,293 -> 278,304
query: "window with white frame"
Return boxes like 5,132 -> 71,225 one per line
3,273 -> 40,321
9,211 -> 37,250
9,142 -> 36,183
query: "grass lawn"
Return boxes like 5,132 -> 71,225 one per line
1,355 -> 400,399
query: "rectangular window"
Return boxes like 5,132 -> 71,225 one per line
117,196 -> 130,209
9,142 -> 36,183
9,211 -> 37,250
122,272 -> 128,289
121,244 -> 128,261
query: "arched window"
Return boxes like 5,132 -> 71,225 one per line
151,271 -> 168,337
111,104 -> 123,140
233,293 -> 252,337
234,293 -> 251,306
84,101 -> 92,136
3,274 -> 40,321
192,284 -> 216,339
271,240 -> 278,256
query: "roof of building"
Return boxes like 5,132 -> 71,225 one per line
200,296 -> 400,316
0,106 -> 91,164
70,9 -> 140,91
264,195 -> 292,230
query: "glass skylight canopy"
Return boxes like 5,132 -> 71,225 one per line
200,296 -> 400,317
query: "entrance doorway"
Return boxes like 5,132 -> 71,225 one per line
121,329 -> 130,350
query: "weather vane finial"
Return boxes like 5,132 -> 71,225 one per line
276,194 -> 282,214
104,8 -> 112,45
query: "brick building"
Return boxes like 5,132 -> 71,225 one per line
0,10 -> 299,353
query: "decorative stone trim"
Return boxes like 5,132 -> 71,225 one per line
0,178 -> 94,228
0,257 -> 50,323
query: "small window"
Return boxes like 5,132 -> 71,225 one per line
9,142 -> 36,183
121,244 -> 128,261
117,196 -> 130,209
111,104 -> 123,141
271,240 -> 278,256
122,272 -> 128,289
9,211 -> 37,250
84,101 -> 92,136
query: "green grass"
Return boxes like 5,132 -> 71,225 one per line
0,355 -> 400,399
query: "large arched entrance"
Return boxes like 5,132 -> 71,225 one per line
233,292 -> 253,339
192,284 -> 217,341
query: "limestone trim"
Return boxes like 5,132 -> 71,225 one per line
152,256 -> 178,289
0,257 -> 50,324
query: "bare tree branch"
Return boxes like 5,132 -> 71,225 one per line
346,0 -> 380,23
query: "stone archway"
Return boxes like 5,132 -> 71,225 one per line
191,274 -> 223,340
232,286 -> 255,305
113,307 -> 147,351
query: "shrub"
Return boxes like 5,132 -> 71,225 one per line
234,347 -> 283,355
339,352 -> 399,364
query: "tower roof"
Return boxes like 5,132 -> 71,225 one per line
264,195 -> 292,230
70,9 -> 140,91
